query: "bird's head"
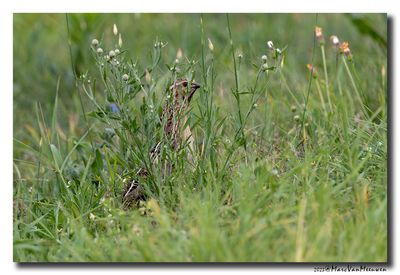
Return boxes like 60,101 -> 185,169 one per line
169,78 -> 201,104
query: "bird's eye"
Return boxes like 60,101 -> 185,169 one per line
182,82 -> 188,87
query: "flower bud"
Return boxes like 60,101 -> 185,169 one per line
113,24 -> 118,36
307,64 -> 317,78
315,26 -> 325,45
118,33 -> 123,47
330,35 -> 340,47
122,74 -> 129,81
145,70 -> 151,84
176,48 -> 183,59
91,39 -> 99,47
340,42 -> 353,61
261,55 -> 268,63
208,38 -> 214,52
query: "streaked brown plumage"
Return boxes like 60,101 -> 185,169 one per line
122,78 -> 200,208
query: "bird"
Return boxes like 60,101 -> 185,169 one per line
122,78 -> 201,209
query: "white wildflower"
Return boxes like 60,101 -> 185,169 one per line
330,35 -> 340,46
91,39 -> 99,47
262,55 -> 267,63
122,74 -> 129,81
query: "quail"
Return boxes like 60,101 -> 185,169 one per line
122,78 -> 200,208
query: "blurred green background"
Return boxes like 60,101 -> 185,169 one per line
13,13 -> 386,140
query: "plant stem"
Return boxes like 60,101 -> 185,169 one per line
226,14 -> 246,150
321,45 -> 332,112
315,79 -> 327,115
342,55 -> 367,117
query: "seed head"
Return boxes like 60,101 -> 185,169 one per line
315,27 -> 323,38
96,47 -> 103,54
294,115 -> 300,122
315,26 -> 325,45
114,49 -> 120,55
109,50 -> 116,58
261,55 -> 268,63
145,70 -> 151,84
91,39 -> 99,47
267,41 -> 274,49
122,74 -> 129,81
330,35 -> 340,46
307,63 -> 317,78
118,33 -> 123,47
380,65 -> 386,81
208,38 -> 214,52
340,42 -> 350,54
340,41 -> 353,61
113,24 -> 118,36
176,48 -> 183,59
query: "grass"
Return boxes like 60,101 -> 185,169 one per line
13,13 -> 387,262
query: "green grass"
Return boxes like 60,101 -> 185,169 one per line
13,13 -> 387,262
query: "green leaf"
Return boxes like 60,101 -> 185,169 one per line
50,144 -> 62,169
91,149 -> 103,174
60,128 -> 91,173
51,77 -> 61,143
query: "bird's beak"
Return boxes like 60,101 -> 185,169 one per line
191,81 -> 201,90
188,81 -> 201,103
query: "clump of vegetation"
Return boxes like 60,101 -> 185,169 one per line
13,14 -> 387,262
